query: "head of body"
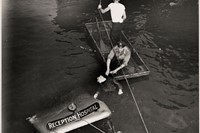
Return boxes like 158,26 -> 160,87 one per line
114,41 -> 131,62
117,42 -> 125,51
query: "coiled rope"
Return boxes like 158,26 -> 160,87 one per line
97,8 -> 150,133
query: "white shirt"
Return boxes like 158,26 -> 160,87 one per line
108,3 -> 125,23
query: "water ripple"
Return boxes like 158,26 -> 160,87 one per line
152,98 -> 180,110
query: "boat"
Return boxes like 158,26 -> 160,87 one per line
27,94 -> 117,133
85,20 -> 150,80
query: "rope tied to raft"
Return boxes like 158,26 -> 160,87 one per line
97,6 -> 150,133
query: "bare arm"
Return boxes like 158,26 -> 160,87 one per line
122,10 -> 127,21
105,49 -> 114,75
110,64 -> 126,74
99,6 -> 110,14
106,58 -> 111,75
122,48 -> 131,66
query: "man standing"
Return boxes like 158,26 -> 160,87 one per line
98,0 -> 127,43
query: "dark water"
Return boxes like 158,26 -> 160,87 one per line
2,0 -> 198,133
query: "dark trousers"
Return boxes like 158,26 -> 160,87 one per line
111,22 -> 123,44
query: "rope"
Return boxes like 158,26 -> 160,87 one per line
98,9 -> 114,47
81,119 -> 106,133
98,9 -> 150,133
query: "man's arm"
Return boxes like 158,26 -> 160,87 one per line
110,64 -> 126,74
105,49 -> 114,75
98,5 -> 110,14
122,47 -> 131,66
122,10 -> 127,21
106,58 -> 111,75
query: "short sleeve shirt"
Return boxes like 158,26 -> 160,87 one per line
108,3 -> 125,23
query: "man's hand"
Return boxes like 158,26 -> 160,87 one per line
133,48 -> 136,53
110,69 -> 118,74
98,4 -> 102,9
105,69 -> 110,76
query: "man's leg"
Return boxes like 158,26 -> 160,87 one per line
94,91 -> 100,99
112,78 -> 123,95
116,23 -> 123,42
111,23 -> 119,44
112,23 -> 123,42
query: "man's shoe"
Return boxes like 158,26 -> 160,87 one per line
118,89 -> 123,95
94,92 -> 99,99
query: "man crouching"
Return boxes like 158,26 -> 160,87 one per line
105,41 -> 131,75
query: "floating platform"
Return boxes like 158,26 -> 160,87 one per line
85,20 -> 150,80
